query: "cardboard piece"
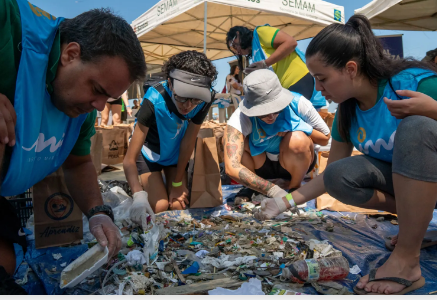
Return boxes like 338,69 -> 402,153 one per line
96,127 -> 126,166
90,131 -> 103,175
190,137 -> 223,208
33,168 -> 83,249
318,110 -> 335,132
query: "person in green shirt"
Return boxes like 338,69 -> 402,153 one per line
253,15 -> 437,295
0,0 -> 146,292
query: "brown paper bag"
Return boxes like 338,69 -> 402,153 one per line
190,137 -> 223,208
98,128 -> 126,165
201,120 -> 227,163
90,131 -> 103,175
33,168 -> 83,249
316,151 -> 392,214
113,123 -> 134,152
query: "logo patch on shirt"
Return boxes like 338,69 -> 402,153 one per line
22,133 -> 65,153
358,131 -> 396,155
357,127 -> 366,143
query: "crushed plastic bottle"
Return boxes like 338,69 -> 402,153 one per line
282,257 -> 349,283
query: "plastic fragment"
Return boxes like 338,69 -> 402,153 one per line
52,253 -> 62,260
208,278 -> 264,295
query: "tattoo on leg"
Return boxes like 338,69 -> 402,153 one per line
238,168 -> 273,193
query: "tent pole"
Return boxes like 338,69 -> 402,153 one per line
203,1 -> 207,54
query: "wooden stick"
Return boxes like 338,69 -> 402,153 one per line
155,278 -> 242,295
172,260 -> 186,284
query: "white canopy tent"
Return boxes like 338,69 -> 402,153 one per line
355,0 -> 437,31
131,0 -> 345,65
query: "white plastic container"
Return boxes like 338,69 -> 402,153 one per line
60,244 -> 108,289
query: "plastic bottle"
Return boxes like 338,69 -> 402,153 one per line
282,257 -> 349,283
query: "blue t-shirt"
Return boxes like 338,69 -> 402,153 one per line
331,70 -> 437,162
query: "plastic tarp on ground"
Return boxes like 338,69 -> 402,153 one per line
355,0 -> 437,31
15,185 -> 437,295
131,0 -> 345,65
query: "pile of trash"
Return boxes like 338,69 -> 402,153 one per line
23,180 -> 354,295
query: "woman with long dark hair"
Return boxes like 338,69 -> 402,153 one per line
253,15 -> 437,295
226,25 -> 326,108
226,65 -> 243,96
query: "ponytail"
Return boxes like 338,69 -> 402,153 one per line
306,14 -> 437,142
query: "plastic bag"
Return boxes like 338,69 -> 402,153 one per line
141,223 -> 161,266
113,197 -> 134,227
125,250 -> 146,266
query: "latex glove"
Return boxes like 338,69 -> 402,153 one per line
384,90 -> 436,119
89,214 -> 122,258
266,185 -> 288,198
127,107 -> 133,117
0,93 -> 17,146
130,191 -> 155,230
244,60 -> 268,74
253,197 -> 286,221
168,185 -> 189,209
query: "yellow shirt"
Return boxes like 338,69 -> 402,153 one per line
257,26 -> 308,88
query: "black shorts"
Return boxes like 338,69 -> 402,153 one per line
108,98 -> 122,106
288,72 -> 314,100
0,197 -> 27,254
254,152 -> 317,181
136,152 -> 177,174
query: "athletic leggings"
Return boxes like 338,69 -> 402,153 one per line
323,116 -> 437,207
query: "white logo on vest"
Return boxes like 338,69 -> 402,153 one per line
22,133 -> 65,153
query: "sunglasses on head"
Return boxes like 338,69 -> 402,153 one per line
229,34 -> 242,54
257,109 -> 284,119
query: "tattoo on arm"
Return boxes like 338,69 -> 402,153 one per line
226,144 -> 238,159
238,168 -> 274,194
225,126 -> 244,168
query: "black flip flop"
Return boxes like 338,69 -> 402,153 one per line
385,230 -> 437,251
353,268 -> 425,295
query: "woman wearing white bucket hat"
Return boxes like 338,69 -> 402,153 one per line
224,69 -> 330,202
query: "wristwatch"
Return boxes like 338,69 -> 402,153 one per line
87,205 -> 114,222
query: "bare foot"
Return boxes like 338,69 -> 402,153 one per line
355,252 -> 421,294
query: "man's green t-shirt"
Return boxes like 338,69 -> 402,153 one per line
0,0 -> 96,156
331,76 -> 437,142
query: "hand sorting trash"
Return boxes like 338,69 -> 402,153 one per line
51,180 -> 352,295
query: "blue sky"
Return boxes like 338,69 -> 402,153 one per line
34,0 -> 437,94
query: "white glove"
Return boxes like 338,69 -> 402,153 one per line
267,185 -> 288,198
253,197 -> 287,221
130,191 -> 155,230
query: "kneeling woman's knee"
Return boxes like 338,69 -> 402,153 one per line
396,115 -> 437,146
280,131 -> 312,155
323,160 -> 372,205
